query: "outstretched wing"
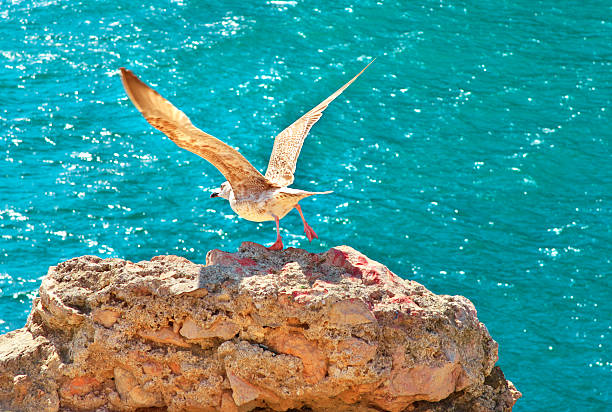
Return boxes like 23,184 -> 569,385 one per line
264,60 -> 374,187
120,68 -> 276,198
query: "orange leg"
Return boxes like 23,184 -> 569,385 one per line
267,215 -> 284,250
295,204 -> 318,242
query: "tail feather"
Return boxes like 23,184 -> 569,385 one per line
289,190 -> 333,201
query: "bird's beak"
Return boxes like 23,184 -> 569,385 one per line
210,192 -> 219,198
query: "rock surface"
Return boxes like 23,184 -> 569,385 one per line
0,242 -> 520,411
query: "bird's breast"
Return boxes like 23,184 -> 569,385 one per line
229,190 -> 297,222
229,196 -> 274,222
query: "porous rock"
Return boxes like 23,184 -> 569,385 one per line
0,242 -> 520,411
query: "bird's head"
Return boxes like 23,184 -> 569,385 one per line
210,181 -> 232,200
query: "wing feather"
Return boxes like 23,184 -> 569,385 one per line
120,68 -> 276,198
265,60 -> 374,186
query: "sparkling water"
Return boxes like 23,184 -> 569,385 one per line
0,1 -> 610,410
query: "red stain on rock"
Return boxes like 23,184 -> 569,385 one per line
356,255 -> 368,265
304,271 -> 322,281
206,250 -> 239,267
325,248 -> 349,267
326,246 -> 401,287
207,252 -> 257,270
390,295 -> 415,305
236,257 -> 257,266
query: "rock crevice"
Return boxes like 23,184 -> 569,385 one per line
0,242 -> 520,411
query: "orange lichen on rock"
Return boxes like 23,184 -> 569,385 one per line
138,326 -> 190,348
265,329 -> 327,384
92,308 -> 121,327
62,376 -> 100,396
180,317 -> 240,341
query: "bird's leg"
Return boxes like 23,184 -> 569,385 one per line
267,215 -> 284,250
295,204 -> 318,242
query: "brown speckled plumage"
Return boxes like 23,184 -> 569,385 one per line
265,60 -> 374,187
120,68 -> 275,198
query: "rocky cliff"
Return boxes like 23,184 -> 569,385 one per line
0,242 -> 520,411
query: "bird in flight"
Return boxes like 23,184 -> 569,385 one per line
120,60 -> 373,250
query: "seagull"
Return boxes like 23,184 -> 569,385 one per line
120,60 -> 373,250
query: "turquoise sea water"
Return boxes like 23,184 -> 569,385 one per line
1,0 -> 610,409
